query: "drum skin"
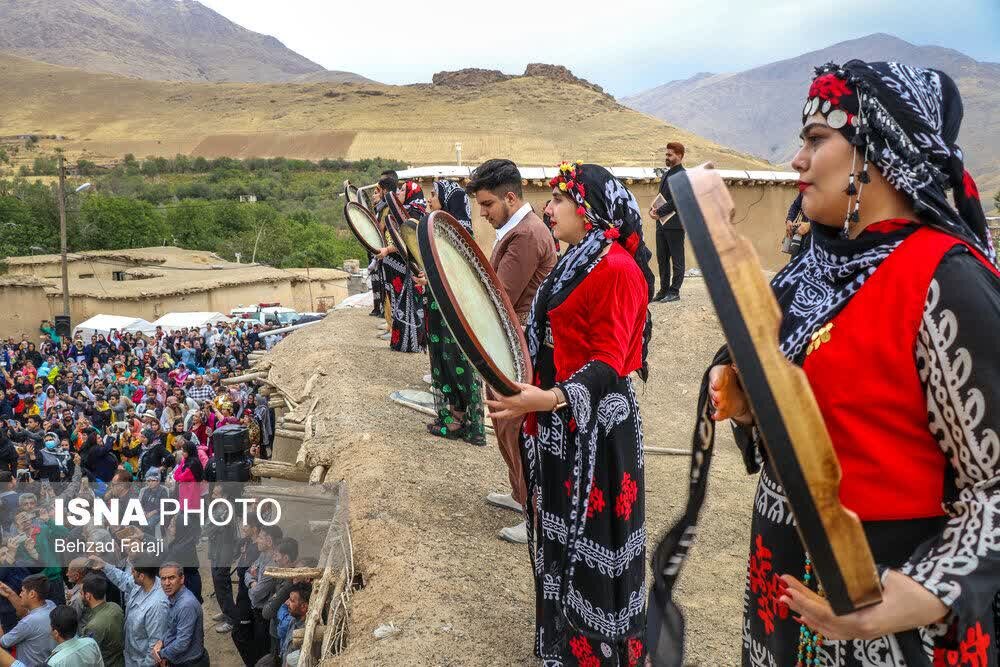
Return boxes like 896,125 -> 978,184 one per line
418,210 -> 532,396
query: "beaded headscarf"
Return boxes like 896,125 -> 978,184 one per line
802,60 -> 995,263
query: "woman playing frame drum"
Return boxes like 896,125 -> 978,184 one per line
488,163 -> 654,665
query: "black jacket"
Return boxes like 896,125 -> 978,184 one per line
655,164 -> 686,230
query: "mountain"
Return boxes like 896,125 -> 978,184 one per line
623,34 -> 1000,196
0,53 -> 768,170
0,0 -> 371,84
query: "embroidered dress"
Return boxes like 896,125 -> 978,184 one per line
425,180 -> 486,444
740,225 -> 1000,667
522,164 -> 654,666
382,182 -> 427,353
650,61 -> 1000,667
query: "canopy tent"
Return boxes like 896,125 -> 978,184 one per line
151,311 -> 232,333
73,314 -> 157,341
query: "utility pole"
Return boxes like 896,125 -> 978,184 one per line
57,154 -> 70,319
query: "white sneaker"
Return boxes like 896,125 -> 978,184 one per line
499,521 -> 528,544
378,323 -> 388,331
379,332 -> 391,341
423,374 -> 433,385
485,492 -> 522,513
211,612 -> 226,622
214,621 -> 233,633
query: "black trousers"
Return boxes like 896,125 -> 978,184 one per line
233,607 -> 271,666
211,566 -> 237,623
184,566 -> 203,604
656,225 -> 686,295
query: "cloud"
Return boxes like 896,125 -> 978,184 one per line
197,0 -> 999,96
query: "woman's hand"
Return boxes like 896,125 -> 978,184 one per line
485,383 -> 560,420
708,364 -> 752,424
413,273 -> 428,288
376,246 -> 395,259
780,570 -> 949,641
797,221 -> 811,236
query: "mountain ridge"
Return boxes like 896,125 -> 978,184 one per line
0,0 -> 372,84
623,33 -> 1000,195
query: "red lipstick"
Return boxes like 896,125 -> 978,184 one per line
797,181 -> 811,193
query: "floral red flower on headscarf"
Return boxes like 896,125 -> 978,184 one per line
808,73 -> 854,106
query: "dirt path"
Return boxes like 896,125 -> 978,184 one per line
260,279 -> 757,666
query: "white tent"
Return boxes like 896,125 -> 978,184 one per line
151,312 -> 232,333
73,314 -> 157,340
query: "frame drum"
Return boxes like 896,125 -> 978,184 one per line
418,210 -> 532,396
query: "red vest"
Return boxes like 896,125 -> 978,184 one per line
802,224 -> 999,521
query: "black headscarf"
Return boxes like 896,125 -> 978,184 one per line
434,180 -> 473,233
802,60 -> 995,263
525,163 -> 654,380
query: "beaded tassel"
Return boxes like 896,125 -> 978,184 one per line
795,555 -> 825,667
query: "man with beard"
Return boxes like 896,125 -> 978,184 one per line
466,159 -> 557,544
651,141 -> 687,302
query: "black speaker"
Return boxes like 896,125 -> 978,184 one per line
54,315 -> 71,338
211,424 -> 252,483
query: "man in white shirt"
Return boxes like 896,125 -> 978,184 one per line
466,159 -> 557,544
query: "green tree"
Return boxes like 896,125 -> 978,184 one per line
164,200 -> 217,250
0,148 -> 8,165
77,196 -> 165,249
32,156 -> 58,176
76,159 -> 98,176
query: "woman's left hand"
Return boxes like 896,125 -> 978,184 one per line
779,570 -> 949,641
485,383 -> 558,420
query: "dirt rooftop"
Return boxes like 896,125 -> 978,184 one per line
262,279 -> 757,666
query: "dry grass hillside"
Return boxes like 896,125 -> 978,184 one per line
0,53 -> 769,169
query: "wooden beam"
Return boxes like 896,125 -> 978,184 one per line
250,459 -> 310,482
309,465 -> 327,485
292,625 -> 329,649
264,567 -> 325,581
644,446 -> 690,456
299,518 -> 341,667
245,485 -> 339,503
278,422 -> 306,433
275,429 -> 306,441
222,371 -> 269,385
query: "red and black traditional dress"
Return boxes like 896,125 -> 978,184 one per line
381,181 -> 427,353
649,61 -> 1000,667
522,163 -> 654,666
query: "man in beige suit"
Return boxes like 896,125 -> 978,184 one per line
466,159 -> 557,543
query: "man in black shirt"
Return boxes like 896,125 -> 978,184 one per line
651,142 -> 687,302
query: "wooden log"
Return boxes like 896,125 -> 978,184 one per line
308,520 -> 331,534
299,369 -> 325,402
245,485 -> 339,503
275,429 -> 305,441
320,572 -> 347,658
222,371 -> 269,385
264,567 -> 326,581
250,459 -> 310,482
644,446 -> 690,456
299,518 -> 340,667
292,624 -> 328,649
295,438 -> 308,468
309,465 -> 326,485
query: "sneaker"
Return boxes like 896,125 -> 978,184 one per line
652,291 -> 667,302
214,621 -> 233,633
485,492 -> 522,513
499,521 -> 528,544
659,293 -> 680,303
378,332 -> 391,341
211,612 -> 226,622
423,374 -> 433,385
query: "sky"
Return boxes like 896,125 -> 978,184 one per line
196,0 -> 1000,97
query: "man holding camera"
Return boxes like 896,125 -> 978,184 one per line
651,142 -> 687,302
